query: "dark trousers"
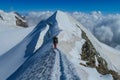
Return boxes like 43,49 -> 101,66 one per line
53,43 -> 57,48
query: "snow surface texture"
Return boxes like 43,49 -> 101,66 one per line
1,10 -> 119,80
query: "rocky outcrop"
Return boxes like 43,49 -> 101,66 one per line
80,29 -> 120,80
96,56 -> 109,75
15,16 -> 28,27
0,14 -> 4,20
14,12 -> 28,28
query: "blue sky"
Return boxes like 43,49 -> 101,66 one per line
0,0 -> 120,13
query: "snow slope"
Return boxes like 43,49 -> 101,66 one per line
0,20 -> 48,80
0,27 -> 34,55
0,10 -> 30,55
76,18 -> 120,73
1,10 -> 120,80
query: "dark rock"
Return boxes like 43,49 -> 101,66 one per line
80,63 -> 87,67
109,70 -> 120,80
0,14 -> 4,20
96,57 -> 109,75
78,26 -> 120,80
15,16 -> 28,27
14,12 -> 28,28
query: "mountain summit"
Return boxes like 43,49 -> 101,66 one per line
0,10 -> 120,80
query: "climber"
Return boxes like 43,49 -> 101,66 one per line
53,36 -> 58,48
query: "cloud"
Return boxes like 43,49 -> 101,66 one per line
115,45 -> 120,50
72,11 -> 120,50
26,11 -> 53,26
94,26 -> 113,42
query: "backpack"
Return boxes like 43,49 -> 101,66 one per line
53,37 -> 58,43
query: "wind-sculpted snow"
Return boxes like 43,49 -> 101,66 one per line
8,48 -> 80,80
8,49 -> 56,80
0,20 -> 48,80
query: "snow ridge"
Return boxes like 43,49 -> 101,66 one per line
0,10 -> 119,80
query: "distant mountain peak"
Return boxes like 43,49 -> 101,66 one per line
47,10 -> 72,29
55,10 -> 65,15
0,10 -> 28,27
48,10 -> 67,20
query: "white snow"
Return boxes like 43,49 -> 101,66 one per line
34,24 -> 49,51
0,10 -> 120,80
79,23 -> 120,73
50,11 -> 114,80
0,10 -> 16,25
0,26 -> 34,55
0,26 -> 35,80
81,66 -> 113,80
51,50 -> 61,80
70,12 -> 120,74
0,10 -> 33,55
49,10 -> 118,80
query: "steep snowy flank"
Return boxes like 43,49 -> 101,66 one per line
49,11 -> 120,77
0,21 -> 48,80
0,27 -> 34,55
1,10 -> 120,80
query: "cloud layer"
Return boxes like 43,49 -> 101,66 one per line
71,11 -> 120,50
26,11 -> 53,26
26,11 -> 120,50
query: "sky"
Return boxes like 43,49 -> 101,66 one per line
0,0 -> 120,13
